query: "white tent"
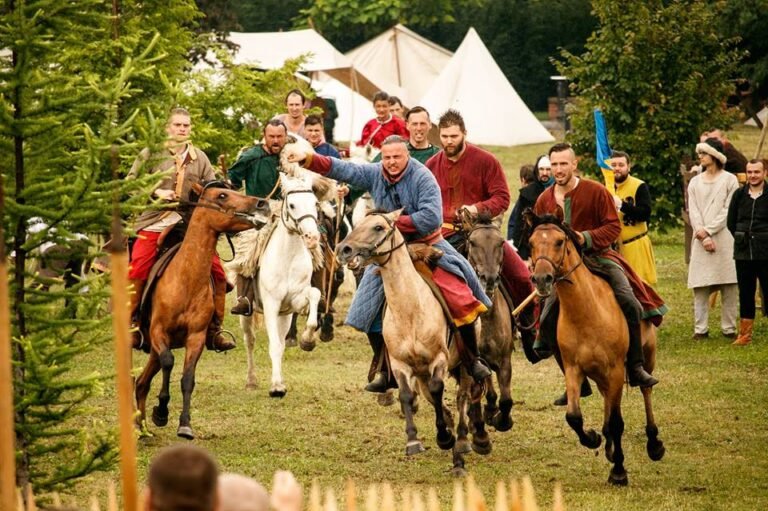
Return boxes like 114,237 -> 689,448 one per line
745,107 -> 767,127
227,30 -> 382,102
311,74 -> 374,144
346,24 -> 453,106
420,28 -> 554,147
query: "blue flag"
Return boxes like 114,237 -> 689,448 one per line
594,108 -> 614,189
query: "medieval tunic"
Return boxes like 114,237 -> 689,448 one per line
534,178 -> 667,322
373,143 -> 440,165
304,153 -> 492,333
228,145 -> 282,199
615,175 -> 657,285
358,115 -> 409,149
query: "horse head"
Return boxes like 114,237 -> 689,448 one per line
189,181 -> 271,233
336,209 -> 404,270
279,172 -> 323,250
522,208 -> 582,297
465,212 -> 505,297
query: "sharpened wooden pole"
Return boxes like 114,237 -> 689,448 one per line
512,290 -> 538,318
108,144 -> 138,511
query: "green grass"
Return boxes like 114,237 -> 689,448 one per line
56,125 -> 768,510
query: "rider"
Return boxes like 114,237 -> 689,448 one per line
425,109 -> 539,363
285,135 -> 493,392
228,119 -> 288,315
531,143 -> 666,392
127,107 -> 235,352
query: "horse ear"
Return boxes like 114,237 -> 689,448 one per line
522,208 -> 537,230
389,208 -> 404,222
554,205 -> 565,223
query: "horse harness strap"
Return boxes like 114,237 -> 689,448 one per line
281,189 -> 317,235
412,260 -> 459,335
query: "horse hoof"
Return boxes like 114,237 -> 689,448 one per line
492,414 -> 513,432
299,339 -> 316,352
151,407 -> 168,427
648,440 -> 666,461
455,439 -> 472,455
269,388 -> 287,398
585,430 -> 602,450
405,441 -> 426,456
319,328 -> 333,343
436,431 -> 456,451
451,467 -> 468,478
471,436 -> 492,456
245,381 -> 257,391
608,469 -> 628,487
177,426 -> 195,440
137,420 -> 154,439
484,408 -> 498,427
285,336 -> 298,348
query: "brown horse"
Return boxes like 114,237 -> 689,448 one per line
134,182 -> 270,439
458,212 -> 515,432
337,210 -> 489,476
524,210 -> 665,486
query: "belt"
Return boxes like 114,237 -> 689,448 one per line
442,222 -> 460,232
622,231 -> 648,245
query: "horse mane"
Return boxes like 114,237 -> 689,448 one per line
475,211 -> 494,225
521,210 -> 584,256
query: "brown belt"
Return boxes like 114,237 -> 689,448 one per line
622,231 -> 648,245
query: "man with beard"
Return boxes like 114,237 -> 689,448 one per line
611,150 -> 658,286
284,135 -> 493,392
425,109 -> 539,364
228,119 -> 288,315
533,143 -> 665,401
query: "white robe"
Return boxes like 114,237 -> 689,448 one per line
687,171 -> 739,288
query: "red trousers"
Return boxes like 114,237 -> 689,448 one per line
128,230 -> 225,282
432,267 -> 487,327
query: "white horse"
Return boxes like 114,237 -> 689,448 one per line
239,164 -> 337,398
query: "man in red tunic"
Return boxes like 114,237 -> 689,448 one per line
425,109 -> 539,362
532,143 -> 665,392
358,91 -> 409,151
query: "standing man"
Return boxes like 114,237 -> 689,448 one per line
285,135 -> 493,392
706,129 -> 749,177
507,163 -> 544,255
372,106 -> 439,164
127,107 -> 234,352
274,89 -> 307,138
611,150 -> 658,286
358,91 -> 408,152
533,143 -> 665,391
425,109 -> 539,363
304,114 -> 340,158
228,119 -> 288,315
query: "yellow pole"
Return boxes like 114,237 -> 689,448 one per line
0,164 -> 18,511
109,145 -> 138,511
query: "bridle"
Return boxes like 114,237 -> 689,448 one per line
361,213 -> 406,266
280,188 -> 319,236
178,182 -> 268,224
530,223 -> 583,285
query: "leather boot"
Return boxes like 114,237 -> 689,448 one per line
128,278 -> 146,350
626,322 -> 658,387
230,274 -> 254,316
365,332 -> 395,393
207,279 -> 236,352
733,318 -> 753,346
553,380 -> 593,406
457,323 -> 492,383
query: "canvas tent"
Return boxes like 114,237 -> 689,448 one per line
420,28 -> 554,147
312,74 -> 375,144
745,107 -> 767,127
346,24 -> 453,106
227,30 -> 382,102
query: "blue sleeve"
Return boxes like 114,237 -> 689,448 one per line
327,158 -> 378,191
408,170 -> 443,235
328,145 -> 340,158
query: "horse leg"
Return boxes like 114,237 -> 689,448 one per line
285,314 -> 298,348
298,287 -> 321,352
642,386 -> 666,461
242,315 -> 258,390
469,379 -> 492,455
483,373 -> 499,428
602,382 -> 627,486
392,361 -> 423,456
134,351 -> 161,436
177,334 -> 205,440
491,356 -> 514,432
564,368 -> 602,449
265,305 -> 290,398
151,348 -> 174,427
455,373 -> 471,455
428,358 -> 455,451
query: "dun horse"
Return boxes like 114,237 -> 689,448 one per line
134,182 -> 270,439
337,210 -> 490,475
524,211 -> 665,486
459,212 -> 515,432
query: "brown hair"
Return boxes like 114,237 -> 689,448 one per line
437,109 -> 466,132
148,445 -> 219,511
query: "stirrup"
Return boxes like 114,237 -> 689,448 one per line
130,323 -> 146,352
628,365 -> 658,388
207,329 -> 237,352
230,296 -> 253,316
470,358 -> 492,382
365,372 -> 389,393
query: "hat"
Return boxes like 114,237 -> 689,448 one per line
696,139 -> 727,165
537,156 -> 551,169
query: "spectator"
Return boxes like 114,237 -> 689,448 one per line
218,473 -> 270,511
704,128 -> 749,177
507,164 -> 543,259
727,158 -> 768,346
145,444 -> 219,511
687,138 -> 739,339
388,96 -> 405,119
304,114 -> 340,158
611,150 -> 658,286
274,89 -> 307,138
358,91 -> 408,152
270,471 -> 303,511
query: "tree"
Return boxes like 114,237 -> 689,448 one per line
555,0 -> 743,227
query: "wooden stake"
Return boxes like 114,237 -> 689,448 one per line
0,197 -> 17,511
108,481 -> 118,511
309,480 -> 321,511
412,490 -> 425,511
508,480 -> 521,511
494,481 -> 507,511
381,482 -> 395,511
364,484 -> 378,511
452,481 -> 465,511
345,479 -> 357,511
512,290 -> 538,318
552,483 -> 565,511
24,485 -> 36,511
324,488 -> 338,511
520,477 -> 537,511
427,488 -> 440,511
90,494 -> 101,511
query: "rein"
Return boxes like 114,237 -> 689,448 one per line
531,225 -> 583,285
366,213 -> 406,266
280,189 -> 319,235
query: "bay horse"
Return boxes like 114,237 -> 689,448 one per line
240,171 -> 337,397
524,210 -> 665,486
458,212 -> 515,433
134,182 -> 270,439
336,209 -> 490,476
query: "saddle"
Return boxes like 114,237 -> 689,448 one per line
406,243 -> 457,335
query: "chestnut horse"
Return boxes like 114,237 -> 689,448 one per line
337,210 -> 490,476
524,211 -> 665,486
134,182 -> 270,439
458,212 -> 515,433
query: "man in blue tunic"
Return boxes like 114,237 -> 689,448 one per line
285,135 -> 493,392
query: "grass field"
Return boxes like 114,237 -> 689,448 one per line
61,125 -> 768,510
